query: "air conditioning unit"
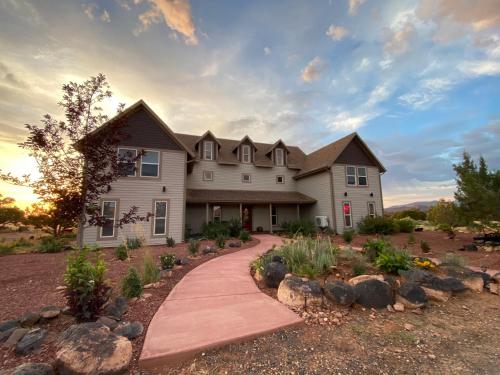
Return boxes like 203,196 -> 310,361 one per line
315,216 -> 329,228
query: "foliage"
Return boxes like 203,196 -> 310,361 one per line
166,236 -> 176,247
375,248 -> 411,274
227,218 -> 242,237
427,200 -> 461,230
85,243 -> 102,252
239,230 -> 251,242
202,222 -> 229,239
0,195 -> 24,228
280,219 -> 316,237
122,267 -> 143,299
420,240 -> 431,253
352,262 -> 367,276
39,236 -> 65,253
142,252 -> 160,285
126,237 -> 142,250
188,239 -> 200,256
413,257 -> 435,270
64,249 -> 110,321
297,263 -> 318,279
342,229 -> 355,243
24,202 -> 76,237
391,209 -> 426,221
250,248 -> 278,274
12,237 -> 33,248
441,252 -> 467,268
407,233 -> 416,245
0,244 -> 14,256
115,244 -> 128,261
160,253 -> 176,270
363,238 -> 391,262
397,218 -> 416,233
357,216 -> 400,235
215,234 -> 226,248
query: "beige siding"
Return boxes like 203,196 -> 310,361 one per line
331,164 -> 383,234
185,204 -> 205,235
187,161 -> 298,191
272,204 -> 298,230
83,149 -> 186,247
252,205 -> 270,231
296,171 -> 333,227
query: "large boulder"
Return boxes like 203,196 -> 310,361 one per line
493,273 -> 500,284
354,279 -> 394,308
429,277 -> 466,292
399,268 -> 466,293
277,275 -> 323,308
264,261 -> 288,288
399,269 -> 437,285
463,274 -> 484,293
12,363 -> 54,375
422,287 -> 451,303
20,311 -> 40,327
0,319 -> 19,333
56,322 -> 132,375
104,297 -> 128,320
40,306 -> 60,319
16,328 -> 47,355
97,316 -> 119,330
324,281 -> 357,306
0,327 -> 17,344
113,321 -> 144,340
3,328 -> 28,348
347,274 -> 384,286
398,282 -> 428,307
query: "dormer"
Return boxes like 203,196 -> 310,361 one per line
233,136 -> 257,164
195,130 -> 221,161
266,139 -> 289,167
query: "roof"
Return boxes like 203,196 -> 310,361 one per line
186,189 -> 316,204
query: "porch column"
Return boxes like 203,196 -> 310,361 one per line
296,204 -> 300,220
239,203 -> 243,223
269,203 -> 273,234
205,203 -> 209,223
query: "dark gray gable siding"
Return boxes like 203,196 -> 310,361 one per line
335,138 -> 377,166
119,107 -> 182,150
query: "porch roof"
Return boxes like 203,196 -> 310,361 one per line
186,189 -> 316,204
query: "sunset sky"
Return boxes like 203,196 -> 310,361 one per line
0,0 -> 499,208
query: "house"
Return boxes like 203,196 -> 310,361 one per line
81,100 -> 386,247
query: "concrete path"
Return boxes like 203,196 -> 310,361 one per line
139,235 -> 303,369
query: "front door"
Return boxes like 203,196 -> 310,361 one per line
242,205 -> 252,232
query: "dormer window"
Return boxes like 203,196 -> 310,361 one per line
242,145 -> 251,163
275,148 -> 284,166
204,141 -> 214,160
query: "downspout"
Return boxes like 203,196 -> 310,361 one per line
329,167 -> 337,234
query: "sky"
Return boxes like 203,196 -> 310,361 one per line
0,0 -> 499,208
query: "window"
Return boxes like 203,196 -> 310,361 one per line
367,202 -> 376,218
357,167 -> 367,186
271,206 -> 278,226
343,201 -> 352,228
203,170 -> 213,181
242,145 -> 251,163
275,148 -> 284,166
204,141 -> 214,160
242,173 -> 251,183
117,148 -> 137,177
276,175 -> 285,184
213,205 -> 222,223
101,201 -> 117,238
346,166 -> 356,186
141,150 -> 160,177
153,201 -> 168,235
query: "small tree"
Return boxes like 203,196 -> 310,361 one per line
24,202 -> 76,236
427,199 -> 461,230
0,194 -> 24,228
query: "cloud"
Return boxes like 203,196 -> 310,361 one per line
399,78 -> 453,109
348,0 -> 366,16
81,3 -> 97,20
115,0 -> 131,11
384,21 -> 415,54
458,60 -> 500,77
325,24 -> 348,41
100,10 -> 111,23
264,46 -> 272,56
0,62 -> 28,89
301,57 -> 328,82
328,111 -> 375,131
135,0 -> 198,45
356,57 -> 371,71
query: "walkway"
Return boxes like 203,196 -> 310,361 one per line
139,235 -> 303,368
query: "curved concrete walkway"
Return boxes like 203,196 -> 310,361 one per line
139,235 -> 303,368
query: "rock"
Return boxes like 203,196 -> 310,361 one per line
113,321 -> 144,339
354,279 -> 394,309
56,322 -> 132,375
202,246 -> 217,255
143,282 -> 161,289
347,274 -> 384,286
0,319 -> 19,333
398,282 -> 428,306
271,255 -> 283,263
61,306 -> 72,316
399,269 -> 436,285
104,297 -> 128,320
490,283 -> 499,295
20,311 -> 40,327
404,323 -> 414,331
40,306 -> 60,319
228,241 -> 241,248
493,273 -> 500,284
175,257 -> 190,266
16,328 -> 47,355
0,327 -> 17,343
3,328 -> 28,348
277,275 -> 323,308
387,304 -> 395,312
422,287 -> 451,302
393,302 -> 405,312
160,269 -> 172,278
97,316 -> 119,330
399,269 -> 466,293
264,261 -> 288,288
55,285 -> 66,291
430,277 -> 466,292
12,363 -> 54,375
463,275 -> 484,293
324,281 -> 357,306
414,227 -> 423,232
462,244 -> 478,252
470,271 -> 491,286
142,293 -> 152,299
253,270 -> 264,282
396,295 -> 424,310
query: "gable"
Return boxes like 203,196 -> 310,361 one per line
334,138 -> 377,167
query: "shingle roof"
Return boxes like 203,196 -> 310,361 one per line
186,189 -> 316,204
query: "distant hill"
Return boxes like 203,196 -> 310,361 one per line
385,201 -> 439,214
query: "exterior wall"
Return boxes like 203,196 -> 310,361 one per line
185,204 -> 205,235
331,164 -> 383,234
272,204 -> 298,230
252,205 -> 270,232
83,149 -> 187,247
186,160 -> 298,191
295,171 -> 333,228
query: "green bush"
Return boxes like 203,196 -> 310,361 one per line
250,248 -> 279,274
352,263 -> 367,276
239,230 -> 251,242
160,253 -> 176,270
280,237 -> 337,276
39,236 -> 64,253
85,244 -> 102,252
122,267 -> 143,299
12,237 -> 33,248
441,252 -> 467,267
115,244 -> 128,261
188,239 -> 200,256
358,216 -> 400,235
281,219 -> 316,237
142,253 -> 160,285
392,209 -> 426,221
166,236 -> 176,247
297,263 -> 318,279
202,222 -> 229,239
227,218 -> 242,237
0,244 -> 14,255
342,229 -> 355,244
126,237 -> 142,250
420,240 -> 431,253
363,238 -> 391,262
64,249 -> 110,321
397,219 -> 416,233
215,234 -> 226,249
375,248 -> 411,274
407,233 -> 416,245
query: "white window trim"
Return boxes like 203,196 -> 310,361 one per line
343,201 -> 352,228
367,202 -> 376,218
357,167 -> 368,186
140,150 -> 160,178
117,148 -> 137,177
242,173 -> 252,183
213,205 -> 222,223
242,145 -> 251,163
276,175 -> 285,184
153,200 -> 168,236
100,200 -> 117,238
275,148 -> 284,166
271,206 -> 278,226
346,166 -> 356,186
202,170 -> 214,181
204,141 -> 214,160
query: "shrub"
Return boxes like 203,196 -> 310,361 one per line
115,244 -> 128,261
0,244 -> 14,255
281,219 -> 316,237
250,249 -> 279,274
227,218 -> 242,237
166,236 -> 176,247
160,253 -> 176,270
279,237 -> 337,276
142,253 -> 160,285
352,263 -> 367,276
202,222 -> 229,239
420,240 -> 431,253
126,237 -> 142,250
407,233 -> 416,245
313,240 -> 338,274
239,230 -> 251,242
122,267 -> 143,299
188,239 -> 200,256
12,237 -> 33,248
375,248 -> 411,274
342,229 -> 355,244
397,219 -> 416,233
215,234 -> 226,249
297,263 -> 318,279
39,236 -> 64,253
85,244 -> 102,252
441,252 -> 467,268
392,209 -> 427,221
363,238 -> 390,262
64,249 -> 110,321
358,216 -> 400,235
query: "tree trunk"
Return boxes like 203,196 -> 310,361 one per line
76,158 -> 88,250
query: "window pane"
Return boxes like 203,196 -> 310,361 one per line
345,216 -> 351,227
276,149 -> 283,166
357,167 -> 367,177
343,203 -> 351,215
154,218 -> 166,235
347,176 -> 356,185
102,201 -> 116,218
155,202 -> 167,218
118,148 -> 136,159
142,151 -> 159,164
204,142 -> 213,160
102,220 -> 114,237
213,205 -> 221,217
358,176 -> 367,186
141,164 -> 159,177
346,166 -> 355,175
118,149 -> 136,176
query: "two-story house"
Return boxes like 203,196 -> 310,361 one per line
81,100 -> 386,247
